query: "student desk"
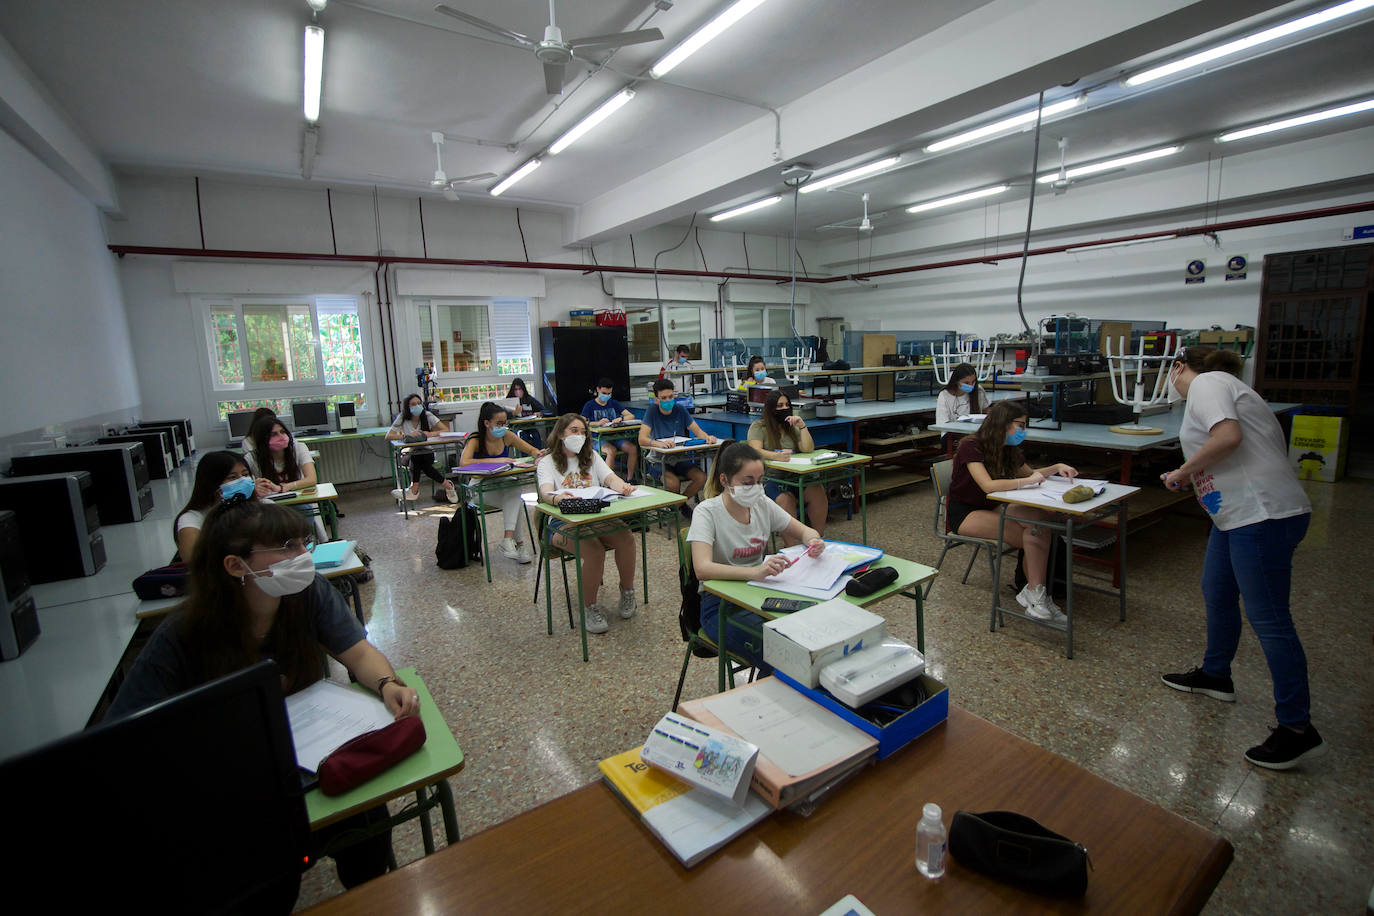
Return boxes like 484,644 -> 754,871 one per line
269,483 -> 341,541
510,414 -> 558,443
390,436 -> 468,518
454,463 -> 538,583
308,667 -> 464,859
301,704 -> 1232,915
643,440 -> 718,490
588,421 -> 642,450
988,483 -> 1139,658
702,555 -> 936,692
536,488 -> 688,662
761,451 -> 872,544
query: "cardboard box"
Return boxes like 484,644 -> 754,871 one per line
775,670 -> 949,760
1289,414 -> 1348,482
1199,329 -> 1252,344
762,600 -> 885,689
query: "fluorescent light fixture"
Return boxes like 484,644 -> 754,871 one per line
303,25 -> 324,123
709,195 -> 782,222
799,156 -> 902,194
1217,97 -> 1374,142
1124,0 -> 1374,88
906,185 -> 1008,214
548,89 -> 636,155
489,158 -> 541,197
925,97 -> 1083,153
1036,145 -> 1181,183
1066,234 -> 1177,254
650,0 -> 771,79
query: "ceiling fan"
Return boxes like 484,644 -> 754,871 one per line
429,132 -> 496,200
434,1 -> 664,94
818,193 -> 886,232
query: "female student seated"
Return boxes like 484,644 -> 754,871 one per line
458,401 -> 542,564
108,494 -> 420,890
386,393 -> 459,505
736,354 -> 776,391
244,416 -> 327,540
536,414 -> 638,635
935,362 -> 989,425
172,450 -> 272,561
748,388 -> 827,544
947,400 -> 1077,625
506,378 -> 546,447
688,441 -> 823,665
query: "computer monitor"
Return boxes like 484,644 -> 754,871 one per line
227,409 -> 259,440
0,660 -> 310,914
291,400 -> 329,436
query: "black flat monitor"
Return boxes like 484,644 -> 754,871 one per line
291,400 -> 329,436
227,409 -> 259,440
779,384 -> 800,402
0,660 -> 310,914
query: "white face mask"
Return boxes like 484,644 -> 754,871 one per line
730,483 -> 765,508
243,551 -> 315,597
1166,366 -> 1183,405
563,434 -> 586,454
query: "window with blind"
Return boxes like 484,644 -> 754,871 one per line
413,298 -> 533,380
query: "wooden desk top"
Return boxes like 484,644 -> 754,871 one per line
302,706 -> 1230,915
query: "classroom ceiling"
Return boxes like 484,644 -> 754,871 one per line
2,0 -> 1372,245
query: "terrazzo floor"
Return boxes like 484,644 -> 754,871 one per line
294,473 -> 1374,914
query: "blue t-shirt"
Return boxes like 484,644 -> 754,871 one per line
646,403 -> 692,440
581,398 -> 625,423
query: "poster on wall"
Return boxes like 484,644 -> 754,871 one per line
1185,259 -> 1206,285
1225,255 -> 1248,281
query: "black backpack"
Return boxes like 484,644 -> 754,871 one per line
677,548 -> 717,659
436,506 -> 483,569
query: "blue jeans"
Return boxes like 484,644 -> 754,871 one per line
1200,513 -> 1311,728
699,592 -> 772,672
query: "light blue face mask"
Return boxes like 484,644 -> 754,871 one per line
596,392 -> 611,404
658,398 -> 676,413
220,476 -> 255,501
491,425 -> 509,438
754,370 -> 767,381
409,403 -> 423,417
959,382 -> 975,394
1006,427 -> 1027,447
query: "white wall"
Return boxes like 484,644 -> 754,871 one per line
0,127 -> 139,455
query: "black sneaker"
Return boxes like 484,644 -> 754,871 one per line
1244,724 -> 1327,770
1161,667 -> 1235,702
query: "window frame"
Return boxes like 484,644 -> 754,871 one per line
617,299 -> 709,374
410,297 -> 534,389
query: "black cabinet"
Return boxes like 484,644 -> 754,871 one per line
539,326 -> 630,415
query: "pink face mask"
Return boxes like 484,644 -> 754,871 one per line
269,433 -> 291,451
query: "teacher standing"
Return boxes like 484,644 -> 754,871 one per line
1159,346 -> 1322,770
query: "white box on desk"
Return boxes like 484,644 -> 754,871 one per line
763,599 -> 886,689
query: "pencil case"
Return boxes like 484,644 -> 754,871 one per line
317,716 -> 427,796
948,810 -> 1089,896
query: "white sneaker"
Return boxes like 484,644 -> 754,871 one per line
619,588 -> 637,619
444,483 -> 459,504
391,487 -> 414,502
499,538 -> 533,564
584,603 -> 609,634
1017,584 -> 1068,628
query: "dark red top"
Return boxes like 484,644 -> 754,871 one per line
948,436 -> 1023,510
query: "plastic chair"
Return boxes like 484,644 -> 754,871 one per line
926,458 -> 1013,599
672,530 -> 758,711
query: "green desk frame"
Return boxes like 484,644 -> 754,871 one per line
456,466 -> 538,582
536,488 -> 687,662
762,451 -> 872,545
701,555 -> 937,691
307,667 -> 464,860
270,484 -> 341,541
590,423 -> 643,482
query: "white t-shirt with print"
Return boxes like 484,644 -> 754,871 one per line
537,451 -> 615,493
687,494 -> 793,586
1179,371 -> 1310,530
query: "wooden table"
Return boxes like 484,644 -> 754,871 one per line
302,705 -> 1231,915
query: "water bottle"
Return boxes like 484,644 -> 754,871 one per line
916,802 -> 947,879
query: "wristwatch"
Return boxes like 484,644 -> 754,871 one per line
377,674 -> 408,693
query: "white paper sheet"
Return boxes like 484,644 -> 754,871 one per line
553,485 -> 656,501
285,679 -> 395,772
702,678 -> 873,777
1013,475 -> 1110,508
789,451 -> 839,465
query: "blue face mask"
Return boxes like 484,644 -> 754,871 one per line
658,398 -> 676,413
409,403 -> 423,417
596,392 -> 611,404
490,425 -> 509,438
753,370 -> 767,381
1006,427 -> 1027,447
677,356 -> 688,365
959,382 -> 975,394
220,476 -> 255,501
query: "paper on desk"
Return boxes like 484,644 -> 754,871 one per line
553,485 -> 654,501
285,679 -> 395,772
702,677 -> 873,777
788,451 -> 839,465
759,548 -> 849,591
1014,475 -> 1109,507
957,413 -> 987,423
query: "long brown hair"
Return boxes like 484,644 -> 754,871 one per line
175,498 -> 323,694
973,400 -> 1028,480
247,417 -> 302,484
172,450 -> 247,547
759,389 -> 800,451
1174,345 -> 1243,377
705,439 -> 763,498
547,413 -> 594,477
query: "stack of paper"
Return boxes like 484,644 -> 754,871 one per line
790,451 -> 839,465
284,679 -> 394,772
552,485 -> 655,501
752,541 -> 884,599
1016,474 -> 1109,507
957,413 -> 987,423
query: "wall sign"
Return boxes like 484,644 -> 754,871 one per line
1225,254 -> 1248,281
1185,259 -> 1206,285
1342,224 -> 1374,240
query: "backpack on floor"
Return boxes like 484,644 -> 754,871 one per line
436,506 -> 483,569
677,547 -> 717,659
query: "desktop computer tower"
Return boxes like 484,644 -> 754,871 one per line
0,472 -> 105,583
0,510 -> 40,661
335,401 -> 358,433
12,442 -> 154,524
132,423 -> 185,465
142,418 -> 194,455
98,432 -> 173,479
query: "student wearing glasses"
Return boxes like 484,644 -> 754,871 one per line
1158,346 -> 1322,770
108,491 -> 418,889
640,378 -> 717,520
747,388 -> 828,544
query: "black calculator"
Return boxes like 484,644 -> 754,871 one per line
761,597 -> 816,613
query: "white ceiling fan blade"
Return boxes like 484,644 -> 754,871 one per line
567,28 -> 664,50
433,4 -> 535,46
442,187 -> 462,202
543,61 -> 566,94
447,172 -> 498,185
